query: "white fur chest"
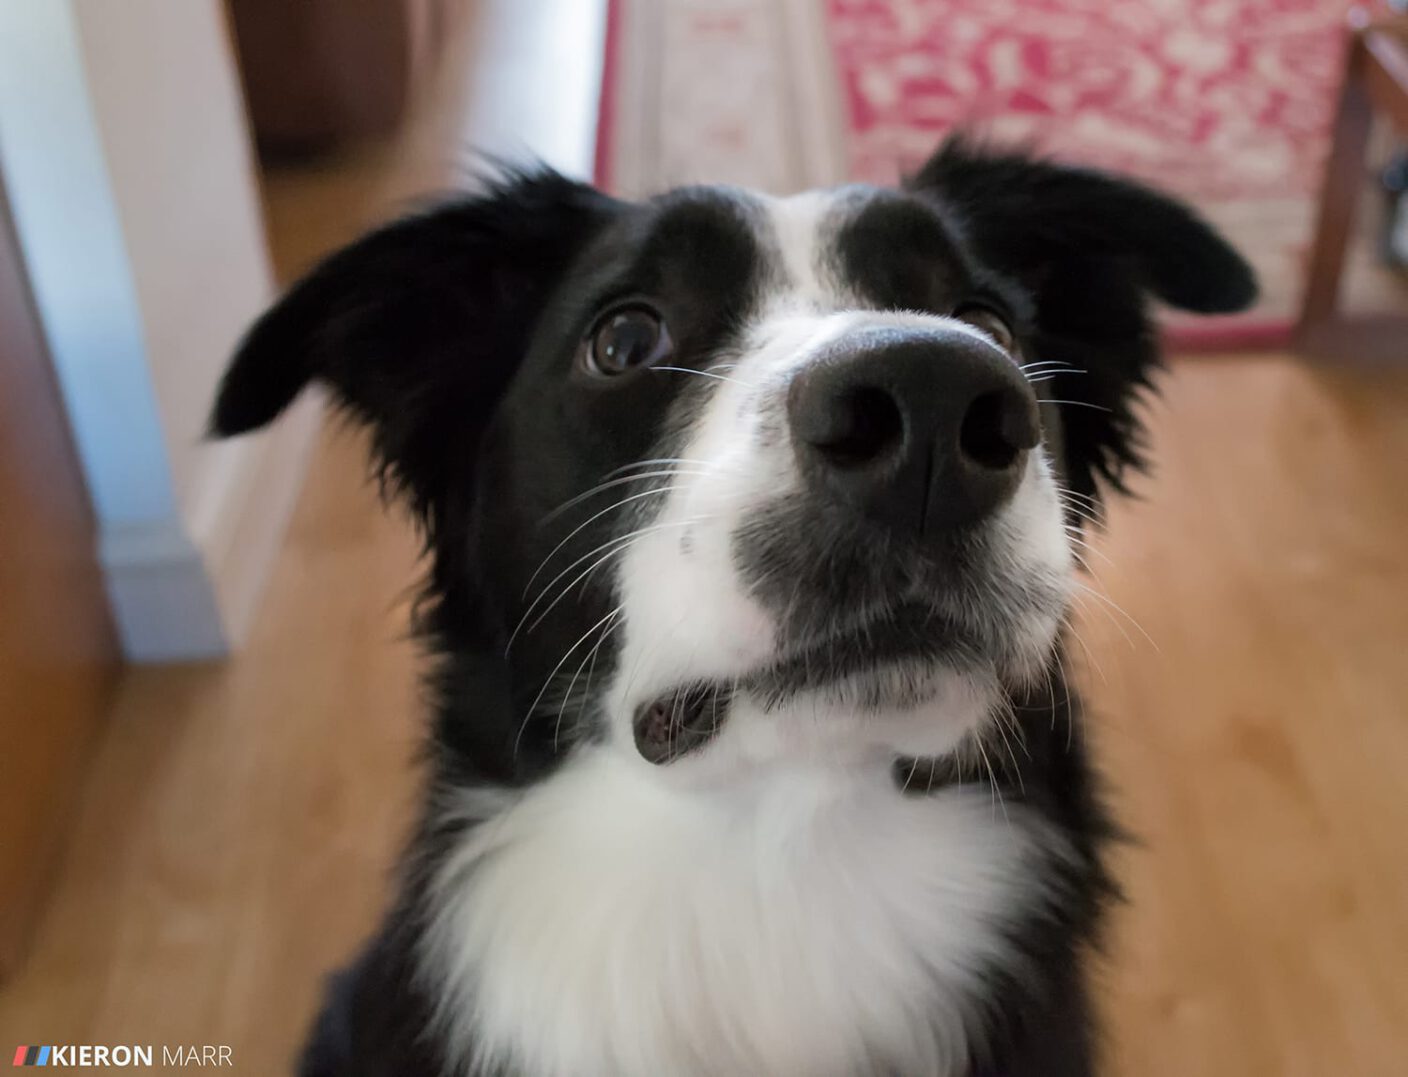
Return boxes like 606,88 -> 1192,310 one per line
420,747 -> 1055,1077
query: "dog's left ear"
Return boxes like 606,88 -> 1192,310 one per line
907,136 -> 1257,505
211,168 -> 618,528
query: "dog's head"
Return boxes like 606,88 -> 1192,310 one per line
213,138 -> 1253,785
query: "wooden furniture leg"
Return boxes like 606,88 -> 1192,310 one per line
1298,10 -> 1376,334
1297,7 -> 1408,359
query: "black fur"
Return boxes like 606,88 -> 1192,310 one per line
212,137 -> 1254,1076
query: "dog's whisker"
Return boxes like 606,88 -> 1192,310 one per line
1055,489 -> 1105,529
1056,493 -> 1102,517
1071,580 -> 1157,650
1062,510 -> 1103,533
1063,527 -> 1115,570
1055,485 -> 1103,507
1042,399 -> 1113,413
514,496 -> 694,642
577,633 -> 609,726
1022,365 -> 1085,379
1067,548 -> 1096,582
517,518 -> 700,646
1051,646 -> 1078,752
1061,616 -> 1108,688
1039,659 -> 1060,731
575,514 -> 715,598
991,702 -> 1028,796
1055,495 -> 1104,520
1069,581 -> 1160,655
523,484 -> 692,599
509,534 -> 637,654
515,607 -> 624,760
991,691 -> 1028,760
602,457 -> 725,479
1069,587 -> 1136,651
1063,514 -> 1102,535
1027,371 -> 1089,385
647,365 -> 753,387
1021,359 -> 1083,371
1059,503 -> 1104,527
971,730 -> 1009,826
618,609 -> 690,732
553,609 -> 623,753
540,471 -> 712,524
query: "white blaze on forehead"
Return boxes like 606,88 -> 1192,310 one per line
764,188 -> 840,305
764,186 -> 1020,353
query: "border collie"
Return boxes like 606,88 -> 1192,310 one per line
212,136 -> 1255,1077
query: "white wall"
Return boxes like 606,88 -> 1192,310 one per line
0,0 -> 318,660
73,0 -> 272,515
0,0 -> 607,662
456,0 -> 608,175
0,0 -> 177,531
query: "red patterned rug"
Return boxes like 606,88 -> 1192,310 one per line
598,0 -> 1407,350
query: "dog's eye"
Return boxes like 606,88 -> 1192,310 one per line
953,304 -> 1015,353
581,305 -> 674,376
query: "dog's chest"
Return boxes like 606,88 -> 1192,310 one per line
421,749 -> 1051,1077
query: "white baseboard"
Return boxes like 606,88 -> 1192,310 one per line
100,521 -> 228,662
99,392 -> 323,663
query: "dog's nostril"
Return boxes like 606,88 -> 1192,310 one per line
958,389 -> 1035,471
810,385 -> 904,467
788,331 -> 1043,536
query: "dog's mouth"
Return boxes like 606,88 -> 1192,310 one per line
749,603 -> 973,709
632,603 -> 977,766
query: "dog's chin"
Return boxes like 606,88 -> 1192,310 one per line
630,600 -> 1053,769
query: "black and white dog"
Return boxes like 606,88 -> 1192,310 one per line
212,137 -> 1254,1077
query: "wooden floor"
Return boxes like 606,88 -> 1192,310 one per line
0,427 -> 424,1069
1,353 -> 1405,1075
1087,356 -> 1408,1077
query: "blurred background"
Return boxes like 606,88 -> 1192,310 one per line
0,0 -> 1405,1073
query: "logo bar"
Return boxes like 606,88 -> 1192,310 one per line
13,1043 -> 226,1067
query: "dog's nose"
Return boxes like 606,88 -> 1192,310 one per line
786,327 -> 1040,536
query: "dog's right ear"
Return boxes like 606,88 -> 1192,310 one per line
211,168 -> 616,522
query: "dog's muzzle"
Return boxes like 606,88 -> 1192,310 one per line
787,326 -> 1039,537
